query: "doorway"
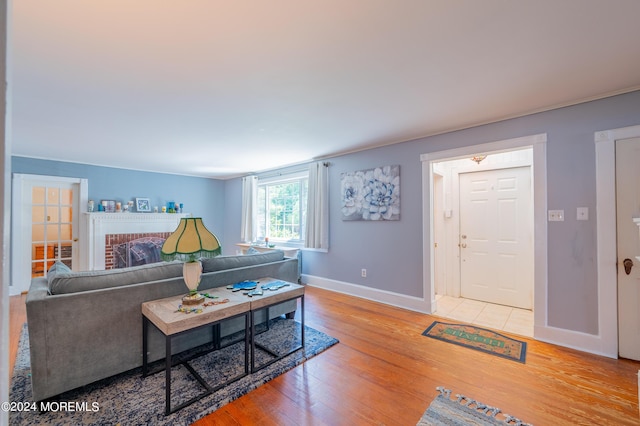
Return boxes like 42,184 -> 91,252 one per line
11,174 -> 87,295
421,133 -> 548,341
429,149 -> 534,336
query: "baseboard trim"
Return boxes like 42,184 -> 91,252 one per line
302,274 -> 429,313
534,324 -> 617,359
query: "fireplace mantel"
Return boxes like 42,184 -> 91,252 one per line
82,212 -> 191,270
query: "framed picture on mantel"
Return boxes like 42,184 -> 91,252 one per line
136,198 -> 151,212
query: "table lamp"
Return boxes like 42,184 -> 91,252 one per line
161,217 -> 221,305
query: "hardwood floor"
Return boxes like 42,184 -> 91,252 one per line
9,287 -> 640,425
9,292 -> 27,375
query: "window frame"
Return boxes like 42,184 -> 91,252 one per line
257,171 -> 308,247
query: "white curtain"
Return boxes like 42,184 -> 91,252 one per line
305,161 -> 329,250
240,176 -> 257,243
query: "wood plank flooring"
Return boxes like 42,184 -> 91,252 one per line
9,287 -> 640,425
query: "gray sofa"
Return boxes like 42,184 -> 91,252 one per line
25,250 -> 298,402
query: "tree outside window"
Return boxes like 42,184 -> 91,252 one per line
257,175 -> 308,243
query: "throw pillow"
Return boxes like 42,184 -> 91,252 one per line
47,261 -> 72,293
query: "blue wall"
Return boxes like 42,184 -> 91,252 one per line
11,158 -> 228,247
224,90 -> 640,336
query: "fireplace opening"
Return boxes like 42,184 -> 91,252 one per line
113,237 -> 165,269
105,232 -> 171,269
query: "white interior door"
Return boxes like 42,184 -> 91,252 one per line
459,167 -> 533,309
11,174 -> 86,295
615,137 -> 640,360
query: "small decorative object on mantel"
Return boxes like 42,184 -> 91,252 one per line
87,200 -> 95,212
136,198 -> 151,212
101,200 -> 116,213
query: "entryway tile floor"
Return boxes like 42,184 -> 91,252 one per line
433,295 -> 533,338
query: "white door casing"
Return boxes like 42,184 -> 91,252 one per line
459,167 -> 533,309
433,172 -> 445,295
615,137 -> 640,360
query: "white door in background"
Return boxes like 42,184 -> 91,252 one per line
616,137 -> 640,360
11,174 -> 86,295
459,167 -> 533,309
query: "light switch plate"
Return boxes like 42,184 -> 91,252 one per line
548,210 -> 564,221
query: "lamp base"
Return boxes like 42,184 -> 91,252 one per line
182,293 -> 205,305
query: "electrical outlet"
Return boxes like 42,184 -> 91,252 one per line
548,210 -> 564,222
361,269 -> 367,278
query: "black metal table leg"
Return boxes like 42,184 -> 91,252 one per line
165,335 -> 171,415
250,309 -> 256,373
301,294 -> 305,347
251,293 -> 305,373
142,316 -> 149,376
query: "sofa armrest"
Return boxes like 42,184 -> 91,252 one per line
25,278 -> 50,402
26,277 -> 48,302
26,277 -> 49,328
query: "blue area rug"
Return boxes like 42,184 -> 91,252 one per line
417,387 -> 533,425
10,318 -> 338,425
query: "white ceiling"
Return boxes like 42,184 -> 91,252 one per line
11,0 -> 640,179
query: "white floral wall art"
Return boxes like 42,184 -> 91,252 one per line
340,165 -> 400,221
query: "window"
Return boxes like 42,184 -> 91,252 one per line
257,172 -> 308,244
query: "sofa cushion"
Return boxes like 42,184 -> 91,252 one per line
48,261 -> 184,295
201,250 -> 284,273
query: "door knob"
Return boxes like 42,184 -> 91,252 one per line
623,258 -> 634,275
461,243 -> 467,248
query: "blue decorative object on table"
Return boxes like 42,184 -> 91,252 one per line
227,281 -> 258,291
262,281 -> 290,291
245,288 -> 264,297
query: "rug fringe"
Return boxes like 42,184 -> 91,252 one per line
435,387 -> 533,426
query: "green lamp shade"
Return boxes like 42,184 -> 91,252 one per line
161,217 -> 221,262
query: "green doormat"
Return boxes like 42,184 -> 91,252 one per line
422,321 -> 526,363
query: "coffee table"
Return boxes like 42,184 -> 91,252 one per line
141,287 -> 251,415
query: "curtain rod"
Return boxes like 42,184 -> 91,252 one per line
251,161 -> 330,180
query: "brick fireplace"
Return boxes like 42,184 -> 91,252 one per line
82,212 -> 190,270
